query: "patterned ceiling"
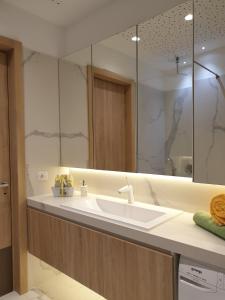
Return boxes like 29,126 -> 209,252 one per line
121,0 -> 225,61
122,1 -> 192,61
67,0 -> 225,76
194,0 -> 225,46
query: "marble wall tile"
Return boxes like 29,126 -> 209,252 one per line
70,168 -> 225,212
23,49 -> 61,196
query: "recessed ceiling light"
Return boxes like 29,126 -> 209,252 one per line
202,46 -> 206,50
131,36 -> 140,42
185,14 -> 193,21
183,61 -> 187,64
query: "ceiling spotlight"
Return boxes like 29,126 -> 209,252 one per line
183,61 -> 187,64
131,36 -> 140,42
202,46 -> 206,50
185,14 -> 193,21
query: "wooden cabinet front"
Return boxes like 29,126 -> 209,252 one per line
28,208 -> 174,300
0,186 -> 11,250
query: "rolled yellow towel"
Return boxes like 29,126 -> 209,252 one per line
210,194 -> 225,226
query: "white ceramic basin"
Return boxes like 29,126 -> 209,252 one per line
61,197 -> 181,230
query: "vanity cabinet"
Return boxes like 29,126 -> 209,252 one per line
28,208 -> 174,300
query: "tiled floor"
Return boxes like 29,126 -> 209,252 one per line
2,255 -> 106,300
31,274 -> 105,300
0,290 -> 51,300
0,281 -> 105,300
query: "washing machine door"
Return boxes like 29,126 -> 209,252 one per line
179,275 -> 224,300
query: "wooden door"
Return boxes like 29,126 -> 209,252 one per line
89,67 -> 136,172
0,51 -> 12,296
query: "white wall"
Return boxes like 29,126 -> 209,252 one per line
0,1 -> 64,57
0,0 -> 187,58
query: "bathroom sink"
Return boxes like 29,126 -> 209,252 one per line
61,197 -> 181,230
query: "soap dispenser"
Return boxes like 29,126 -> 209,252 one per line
80,180 -> 88,197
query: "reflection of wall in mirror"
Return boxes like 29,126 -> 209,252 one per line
59,60 -> 89,168
193,0 -> 225,184
164,87 -> 192,177
138,84 -> 165,175
194,74 -> 225,185
138,61 -> 225,180
138,83 -> 193,177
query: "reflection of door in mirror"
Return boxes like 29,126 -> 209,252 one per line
88,67 -> 136,172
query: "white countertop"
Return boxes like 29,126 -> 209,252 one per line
27,193 -> 225,270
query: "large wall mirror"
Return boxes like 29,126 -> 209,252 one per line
137,1 -> 193,177
59,27 -> 137,172
59,1 -> 193,177
194,0 -> 225,185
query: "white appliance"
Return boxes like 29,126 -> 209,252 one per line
179,257 -> 225,300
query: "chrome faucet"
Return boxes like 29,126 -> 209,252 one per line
118,184 -> 135,204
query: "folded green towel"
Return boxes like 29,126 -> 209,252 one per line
193,211 -> 225,241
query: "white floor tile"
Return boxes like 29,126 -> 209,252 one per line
0,290 -> 51,300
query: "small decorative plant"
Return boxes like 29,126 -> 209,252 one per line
52,174 -> 74,197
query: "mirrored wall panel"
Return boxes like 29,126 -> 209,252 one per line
194,0 -> 225,185
59,2 -> 193,177
137,1 -> 193,177
59,27 -> 137,172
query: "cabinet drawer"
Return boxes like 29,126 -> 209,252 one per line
28,208 -> 174,300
